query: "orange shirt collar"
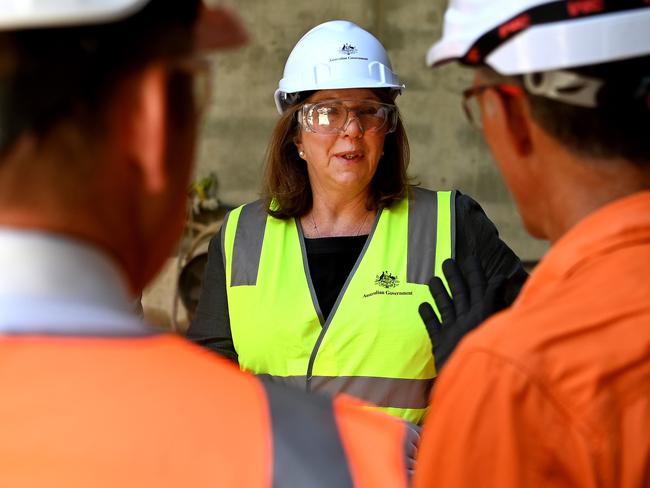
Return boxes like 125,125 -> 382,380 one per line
517,190 -> 650,305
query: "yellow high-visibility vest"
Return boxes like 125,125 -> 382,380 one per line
223,187 -> 455,424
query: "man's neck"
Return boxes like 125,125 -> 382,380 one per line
542,152 -> 650,243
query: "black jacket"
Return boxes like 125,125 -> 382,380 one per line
187,191 -> 528,362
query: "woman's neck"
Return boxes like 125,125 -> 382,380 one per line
303,190 -> 375,238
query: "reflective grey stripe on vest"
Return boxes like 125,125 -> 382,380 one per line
407,187 -> 456,284
229,191 -> 456,287
0,322 -> 160,337
230,200 -> 267,286
403,422 -> 421,478
262,379 -> 354,488
259,374 -> 432,409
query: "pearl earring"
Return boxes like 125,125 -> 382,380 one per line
299,151 -> 305,158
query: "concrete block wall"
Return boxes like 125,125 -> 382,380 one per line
197,0 -> 549,261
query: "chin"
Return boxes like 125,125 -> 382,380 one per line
334,171 -> 371,186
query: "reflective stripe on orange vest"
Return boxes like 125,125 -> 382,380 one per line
0,333 -> 409,487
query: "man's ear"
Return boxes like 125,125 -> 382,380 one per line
107,63 -> 168,193
482,88 -> 533,157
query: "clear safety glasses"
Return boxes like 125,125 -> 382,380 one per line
298,99 -> 398,135
462,83 -> 523,130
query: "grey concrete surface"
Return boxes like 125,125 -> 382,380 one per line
197,0 -> 549,261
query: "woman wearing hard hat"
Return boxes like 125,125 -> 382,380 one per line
188,20 -> 527,424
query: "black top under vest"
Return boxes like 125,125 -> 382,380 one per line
187,191 -> 529,363
304,235 -> 368,321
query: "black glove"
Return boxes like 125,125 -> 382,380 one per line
419,256 -> 507,372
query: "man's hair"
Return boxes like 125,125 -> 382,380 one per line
0,0 -> 201,155
262,88 -> 411,219
486,56 -> 650,166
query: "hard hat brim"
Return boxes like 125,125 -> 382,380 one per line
426,40 -> 465,68
0,0 -> 247,51
427,8 -> 650,75
195,4 -> 248,50
274,81 -> 404,114
0,0 -> 151,30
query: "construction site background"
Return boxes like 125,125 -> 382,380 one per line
142,0 -> 548,330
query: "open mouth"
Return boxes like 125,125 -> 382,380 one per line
336,151 -> 363,161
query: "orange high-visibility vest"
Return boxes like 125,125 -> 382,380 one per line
0,332 -> 408,488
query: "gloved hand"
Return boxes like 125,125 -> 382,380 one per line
418,256 -> 507,372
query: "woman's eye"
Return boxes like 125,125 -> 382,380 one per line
326,107 -> 342,116
359,108 -> 379,116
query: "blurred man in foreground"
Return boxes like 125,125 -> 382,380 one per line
416,1 -> 650,486
0,2 -> 410,486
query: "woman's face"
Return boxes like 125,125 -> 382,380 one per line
295,88 -> 387,198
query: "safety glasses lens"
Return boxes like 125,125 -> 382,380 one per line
462,93 -> 483,130
303,100 -> 396,134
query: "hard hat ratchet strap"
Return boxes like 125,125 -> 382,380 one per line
462,1 -> 650,67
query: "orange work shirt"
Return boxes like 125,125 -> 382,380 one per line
0,334 -> 408,488
415,191 -> 650,487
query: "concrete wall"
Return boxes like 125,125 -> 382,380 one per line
197,0 -> 549,261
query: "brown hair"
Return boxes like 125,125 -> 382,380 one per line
262,89 -> 411,219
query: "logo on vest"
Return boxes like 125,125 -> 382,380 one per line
363,271 -> 413,298
375,271 -> 399,289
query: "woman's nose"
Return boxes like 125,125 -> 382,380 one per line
342,115 -> 363,138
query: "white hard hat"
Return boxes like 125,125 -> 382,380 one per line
0,0 -> 150,29
274,20 -> 404,114
426,0 -> 650,75
0,0 -> 247,50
